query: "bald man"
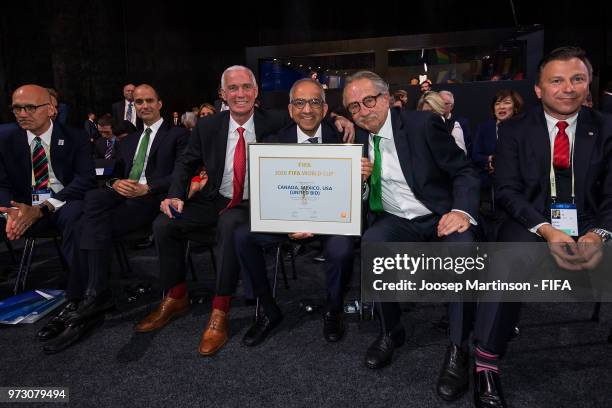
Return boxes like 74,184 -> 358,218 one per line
0,85 -> 96,348
112,83 -> 143,130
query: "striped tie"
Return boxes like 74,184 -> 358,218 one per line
32,137 -> 49,190
104,140 -> 113,159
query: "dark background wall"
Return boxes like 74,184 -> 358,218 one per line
1,0 -> 611,125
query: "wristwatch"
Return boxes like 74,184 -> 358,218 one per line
38,202 -> 54,217
590,228 -> 612,242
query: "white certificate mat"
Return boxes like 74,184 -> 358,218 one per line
249,143 -> 363,236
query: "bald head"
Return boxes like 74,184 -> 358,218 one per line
11,84 -> 53,135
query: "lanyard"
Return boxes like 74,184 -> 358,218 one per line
549,129 -> 575,203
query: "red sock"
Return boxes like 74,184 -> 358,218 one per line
212,295 -> 231,313
167,282 -> 187,299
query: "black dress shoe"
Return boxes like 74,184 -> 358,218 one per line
474,369 -> 507,408
242,313 -> 282,347
36,300 -> 79,342
323,311 -> 345,342
436,343 -> 469,401
42,313 -> 105,354
75,291 -> 115,321
364,326 -> 405,369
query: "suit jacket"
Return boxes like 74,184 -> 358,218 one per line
112,100 -> 143,130
356,108 -> 480,218
84,119 -> 99,140
472,118 -> 498,188
494,105 -> 612,233
94,137 -> 118,160
113,121 -> 188,198
168,108 -> 291,200
0,122 -> 96,206
601,93 -> 612,114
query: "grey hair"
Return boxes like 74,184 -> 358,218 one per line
181,111 -> 197,129
439,90 -> 454,105
220,65 -> 258,89
288,78 -> 326,103
343,70 -> 389,105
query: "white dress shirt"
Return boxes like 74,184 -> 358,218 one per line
219,114 -> 256,200
27,121 -> 65,209
368,110 -> 432,220
297,125 -> 322,143
530,111 -> 578,235
134,118 -> 164,185
124,100 -> 136,126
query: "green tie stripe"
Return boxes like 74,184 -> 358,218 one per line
128,128 -> 152,181
369,134 -> 383,212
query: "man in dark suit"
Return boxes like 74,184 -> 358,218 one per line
136,66 -> 355,357
213,86 -> 228,112
112,83 -> 143,130
235,78 -> 372,347
38,84 -> 191,354
343,71 -> 480,373
83,112 -> 99,142
601,81 -> 612,114
461,47 -> 612,408
93,114 -> 118,159
0,84 -> 96,347
440,90 -> 472,158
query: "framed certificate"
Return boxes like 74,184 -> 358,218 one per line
248,143 -> 363,236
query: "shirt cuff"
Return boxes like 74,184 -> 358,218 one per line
452,209 -> 477,226
529,222 -> 550,236
47,198 -> 66,210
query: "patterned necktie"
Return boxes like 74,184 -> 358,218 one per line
104,140 -> 113,159
306,137 -> 319,143
32,137 -> 49,190
369,135 -> 384,212
128,128 -> 151,181
553,121 -> 570,169
126,102 -> 133,123
226,127 -> 246,209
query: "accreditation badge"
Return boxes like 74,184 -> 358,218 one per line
31,189 -> 52,206
550,203 -> 578,237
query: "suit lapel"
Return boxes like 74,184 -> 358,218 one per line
147,123 -> 166,165
390,109 -> 416,189
49,123 -> 66,183
124,130 -> 141,176
321,122 -> 337,144
216,113 -> 230,188
532,107 -> 551,188
574,107 -> 596,203
15,129 -> 31,190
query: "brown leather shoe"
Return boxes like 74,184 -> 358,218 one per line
135,294 -> 189,333
198,309 -> 228,356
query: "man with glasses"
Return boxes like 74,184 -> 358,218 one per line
342,71 -> 479,370
0,84 -> 96,348
234,78 -> 372,346
136,66 -> 355,357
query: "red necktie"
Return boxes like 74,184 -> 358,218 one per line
226,126 -> 246,209
553,121 -> 570,170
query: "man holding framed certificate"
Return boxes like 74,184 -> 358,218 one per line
235,79 -> 372,346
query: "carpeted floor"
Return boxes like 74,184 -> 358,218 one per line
1,238 -> 611,408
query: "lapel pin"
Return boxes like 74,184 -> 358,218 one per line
588,131 -> 594,136
58,139 -> 65,146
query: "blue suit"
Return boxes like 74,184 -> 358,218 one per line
0,121 -> 96,299
234,121 -> 354,311
472,119 -> 498,189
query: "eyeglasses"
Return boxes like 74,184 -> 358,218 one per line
290,98 -> 324,110
10,103 -> 50,115
346,93 -> 382,114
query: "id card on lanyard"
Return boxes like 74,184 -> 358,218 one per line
32,188 -> 52,206
549,136 -> 578,237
